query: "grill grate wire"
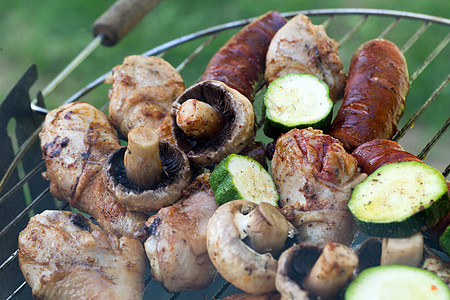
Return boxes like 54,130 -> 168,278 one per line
0,9 -> 449,299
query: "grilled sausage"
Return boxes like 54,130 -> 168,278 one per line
328,39 -> 409,151
202,11 -> 287,102
351,139 -> 422,175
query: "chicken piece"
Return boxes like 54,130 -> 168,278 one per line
271,128 -> 367,245
18,210 -> 146,299
144,174 -> 218,292
107,55 -> 185,137
265,14 -> 346,101
40,102 -> 148,242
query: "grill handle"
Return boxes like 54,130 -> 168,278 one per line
93,0 -> 163,46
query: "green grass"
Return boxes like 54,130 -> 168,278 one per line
0,0 -> 448,171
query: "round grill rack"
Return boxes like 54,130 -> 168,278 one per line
0,8 -> 449,299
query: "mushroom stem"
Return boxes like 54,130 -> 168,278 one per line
176,99 -> 225,139
380,232 -> 424,267
124,127 -> 161,188
303,243 -> 358,299
235,202 -> 290,256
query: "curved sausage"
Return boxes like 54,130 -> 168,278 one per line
328,39 -> 409,151
202,11 -> 287,102
351,139 -> 422,175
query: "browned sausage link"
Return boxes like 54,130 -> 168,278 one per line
202,11 -> 287,102
328,39 -> 409,152
351,139 -> 422,175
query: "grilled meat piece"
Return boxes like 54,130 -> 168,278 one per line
265,14 -> 346,101
271,128 -> 367,245
144,174 -> 218,292
40,102 -> 148,242
18,210 -> 146,299
107,55 -> 185,137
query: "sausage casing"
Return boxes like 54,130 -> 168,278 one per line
351,139 -> 422,175
328,39 -> 409,151
202,11 -> 287,102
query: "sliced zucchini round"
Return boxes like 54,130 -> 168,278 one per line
263,73 -> 333,139
209,154 -> 279,206
348,161 -> 449,238
345,265 -> 450,300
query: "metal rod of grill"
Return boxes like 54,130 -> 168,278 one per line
1,9 -> 449,300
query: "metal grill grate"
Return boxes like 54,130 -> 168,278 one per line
0,8 -> 449,299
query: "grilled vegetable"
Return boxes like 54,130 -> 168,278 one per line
209,154 -> 279,206
439,225 -> 450,255
348,161 -> 449,238
263,73 -> 333,139
345,265 -> 450,300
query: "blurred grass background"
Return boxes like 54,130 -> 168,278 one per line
0,0 -> 448,171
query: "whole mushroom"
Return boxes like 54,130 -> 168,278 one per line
206,200 -> 297,295
105,126 -> 191,212
171,80 -> 255,166
276,242 -> 358,300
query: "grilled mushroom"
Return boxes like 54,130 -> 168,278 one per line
276,243 -> 358,300
355,233 -> 424,274
171,80 -> 255,166
206,200 -> 297,295
105,126 -> 191,212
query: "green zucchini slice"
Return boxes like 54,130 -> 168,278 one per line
263,73 -> 333,139
345,265 -> 450,300
348,161 -> 449,238
439,225 -> 450,255
209,154 -> 279,206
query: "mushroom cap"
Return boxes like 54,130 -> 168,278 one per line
206,200 -> 288,295
355,237 -> 382,274
171,80 -> 255,166
275,243 -> 322,299
104,143 -> 191,212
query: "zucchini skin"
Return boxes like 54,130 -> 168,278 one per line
328,39 -> 409,152
349,161 -> 450,238
208,166 -> 242,206
202,11 -> 287,102
353,192 -> 449,238
352,139 -> 450,246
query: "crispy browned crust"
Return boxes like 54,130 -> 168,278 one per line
351,139 -> 422,175
202,11 -> 287,102
328,39 -> 409,152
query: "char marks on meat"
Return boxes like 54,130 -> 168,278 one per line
18,210 -> 146,299
39,102 -> 148,242
271,128 -> 367,245
144,174 -> 218,292
107,55 -> 185,138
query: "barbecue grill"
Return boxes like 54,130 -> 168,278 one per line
1,8 -> 449,299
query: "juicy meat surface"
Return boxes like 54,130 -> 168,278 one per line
271,128 -> 367,245
144,174 -> 218,292
265,14 -> 346,101
107,55 -> 185,137
40,102 -> 148,241
18,210 -> 146,300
